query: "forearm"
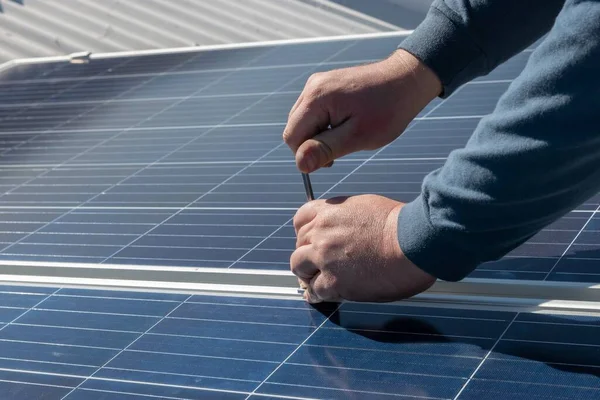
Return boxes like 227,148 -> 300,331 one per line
398,0 -> 600,281
399,0 -> 565,96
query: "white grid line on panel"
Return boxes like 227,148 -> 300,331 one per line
0,56 -> 205,203
0,47 -> 284,256
452,313 -> 520,400
97,42 -> 360,264
227,81 -> 468,269
0,79 -> 513,110
58,294 -> 194,399
543,203 -> 600,280
0,115 -> 486,138
244,303 -> 344,400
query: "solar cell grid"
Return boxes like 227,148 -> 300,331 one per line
0,285 -> 597,399
0,33 -> 599,284
427,82 -> 511,118
472,51 -> 532,82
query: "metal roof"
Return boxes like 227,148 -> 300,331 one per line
0,0 -> 405,63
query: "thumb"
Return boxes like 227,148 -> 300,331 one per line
295,121 -> 356,173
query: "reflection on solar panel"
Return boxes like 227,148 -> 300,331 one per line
0,33 -> 598,283
0,31 -> 599,400
0,284 -> 597,399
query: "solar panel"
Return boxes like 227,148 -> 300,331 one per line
0,33 -> 597,284
0,284 -> 597,399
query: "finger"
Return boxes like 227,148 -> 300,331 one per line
322,127 -> 334,168
304,280 -> 320,303
290,245 -> 320,282
288,93 -> 304,120
282,100 -> 330,155
292,200 -> 325,233
295,120 -> 357,173
306,272 -> 340,304
295,219 -> 315,248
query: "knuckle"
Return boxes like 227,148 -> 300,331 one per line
293,204 -> 311,231
306,72 -> 323,86
289,253 -> 298,273
313,212 -> 330,229
282,128 -> 293,145
310,215 -> 322,231
315,237 -> 332,253
297,220 -> 317,248
292,212 -> 302,232
305,73 -> 330,101
289,249 -> 304,274
307,86 -> 324,102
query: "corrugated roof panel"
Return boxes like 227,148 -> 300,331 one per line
0,0 -> 404,64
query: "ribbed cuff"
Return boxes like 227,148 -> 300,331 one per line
397,4 -> 485,97
397,195 -> 479,282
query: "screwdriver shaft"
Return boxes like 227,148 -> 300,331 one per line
301,173 -> 315,201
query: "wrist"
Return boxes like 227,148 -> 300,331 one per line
385,202 -> 437,297
382,48 -> 443,115
384,202 -> 404,259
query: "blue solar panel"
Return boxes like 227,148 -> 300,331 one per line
0,33 -> 598,284
0,285 -> 597,399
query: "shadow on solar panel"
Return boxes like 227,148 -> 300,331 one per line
289,304 -> 600,399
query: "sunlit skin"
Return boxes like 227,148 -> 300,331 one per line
292,195 -> 436,303
284,49 -> 442,303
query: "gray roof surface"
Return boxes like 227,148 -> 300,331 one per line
0,0 -> 407,63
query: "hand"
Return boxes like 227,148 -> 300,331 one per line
283,49 -> 441,173
291,194 -> 436,303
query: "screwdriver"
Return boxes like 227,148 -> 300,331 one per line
301,173 -> 314,201
298,173 -> 314,296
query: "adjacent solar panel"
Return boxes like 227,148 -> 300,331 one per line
0,284 -> 598,399
0,33 -> 597,284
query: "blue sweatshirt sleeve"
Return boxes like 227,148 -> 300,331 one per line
398,0 -> 565,96
396,0 -> 600,281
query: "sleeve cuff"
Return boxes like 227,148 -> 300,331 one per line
397,195 -> 480,282
397,4 -> 486,97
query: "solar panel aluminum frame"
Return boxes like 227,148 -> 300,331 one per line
0,30 -> 415,71
0,260 -> 599,314
0,31 -> 598,316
